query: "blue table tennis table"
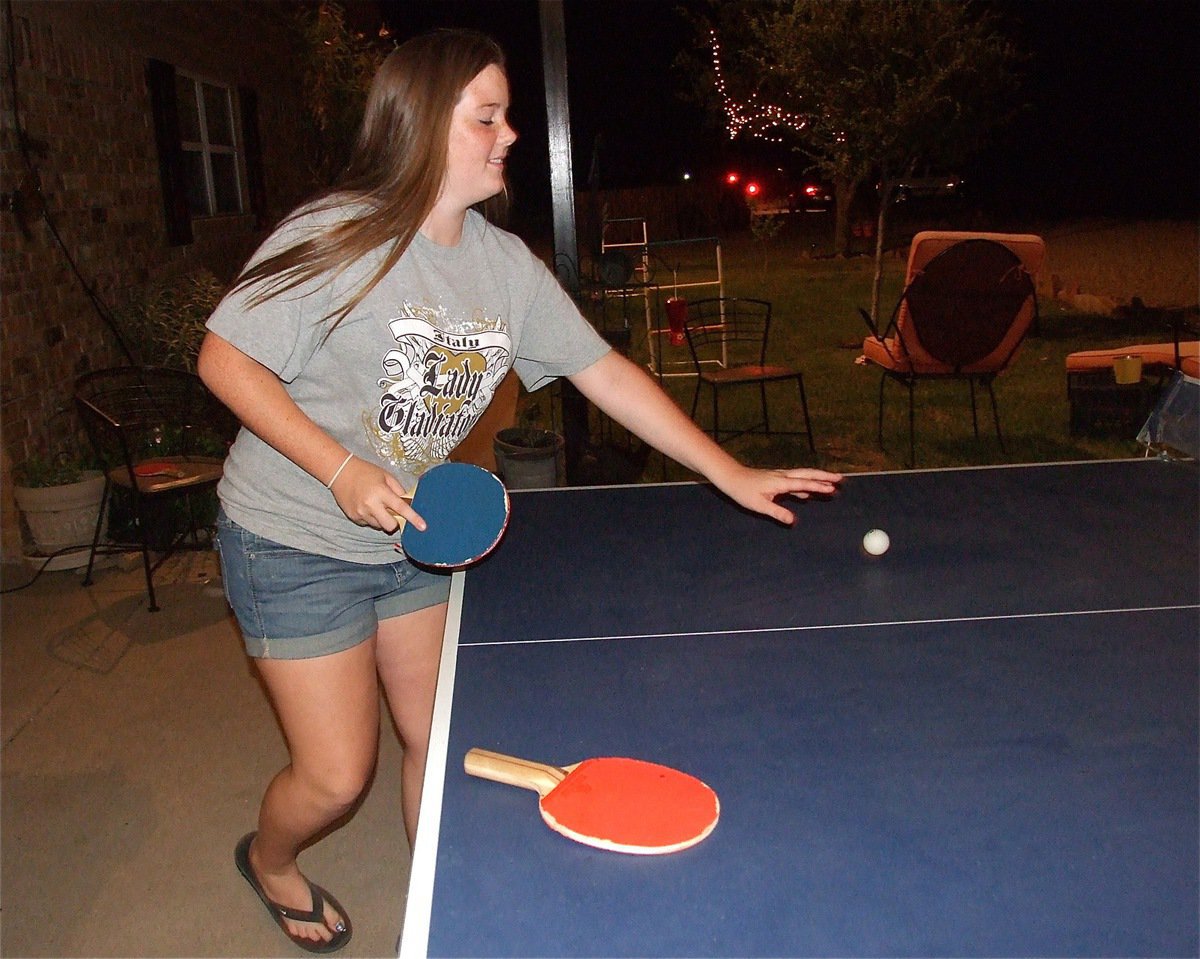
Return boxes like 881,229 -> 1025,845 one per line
400,458 -> 1199,958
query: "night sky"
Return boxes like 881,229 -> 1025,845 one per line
383,0 -> 1198,227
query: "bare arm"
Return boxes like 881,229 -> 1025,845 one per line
197,331 -> 422,531
568,351 -> 841,524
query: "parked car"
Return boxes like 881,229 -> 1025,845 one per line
884,173 -> 967,203
724,165 -> 833,215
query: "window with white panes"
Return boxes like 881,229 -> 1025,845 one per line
174,73 -> 243,216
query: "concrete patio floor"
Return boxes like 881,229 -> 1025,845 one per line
2,548 -> 412,958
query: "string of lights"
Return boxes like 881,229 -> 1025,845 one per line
709,29 -> 809,143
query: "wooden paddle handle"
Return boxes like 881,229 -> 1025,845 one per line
387,492 -> 416,530
464,748 -> 567,798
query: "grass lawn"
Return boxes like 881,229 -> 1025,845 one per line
530,217 -> 1196,481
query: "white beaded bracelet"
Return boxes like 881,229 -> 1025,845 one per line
326,452 -> 354,489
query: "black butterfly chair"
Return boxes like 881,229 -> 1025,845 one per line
75,366 -> 236,611
859,232 -> 1045,467
683,297 -> 815,450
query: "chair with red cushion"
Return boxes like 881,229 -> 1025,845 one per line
859,231 -> 1045,467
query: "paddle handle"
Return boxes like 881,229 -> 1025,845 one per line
386,491 -> 417,531
464,748 -> 567,798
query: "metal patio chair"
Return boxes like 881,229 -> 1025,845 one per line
75,366 -> 236,611
683,297 -> 815,449
859,231 -> 1045,467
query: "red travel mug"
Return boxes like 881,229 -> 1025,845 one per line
666,297 -> 687,346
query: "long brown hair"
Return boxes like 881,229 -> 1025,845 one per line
234,29 -> 507,329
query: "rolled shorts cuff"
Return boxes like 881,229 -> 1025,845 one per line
241,617 -> 374,661
376,579 -> 452,622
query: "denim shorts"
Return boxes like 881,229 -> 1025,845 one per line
214,511 -> 451,660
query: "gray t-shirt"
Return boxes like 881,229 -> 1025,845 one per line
206,206 -> 610,563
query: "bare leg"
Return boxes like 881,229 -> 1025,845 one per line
376,602 -> 448,845
248,637 -> 381,946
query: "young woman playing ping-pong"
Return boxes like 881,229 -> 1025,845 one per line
198,28 -> 841,953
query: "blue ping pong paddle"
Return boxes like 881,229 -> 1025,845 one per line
396,462 -> 510,568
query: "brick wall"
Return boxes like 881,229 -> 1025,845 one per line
1,1 -> 320,561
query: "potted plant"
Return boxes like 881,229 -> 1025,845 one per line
12,451 -> 107,570
492,401 -> 564,490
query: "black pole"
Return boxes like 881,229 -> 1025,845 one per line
538,0 -> 589,484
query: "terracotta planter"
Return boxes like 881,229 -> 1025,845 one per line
13,470 -> 107,569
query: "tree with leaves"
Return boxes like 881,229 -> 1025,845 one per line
684,0 -> 1021,319
292,2 -> 388,187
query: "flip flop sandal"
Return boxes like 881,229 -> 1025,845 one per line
235,832 -> 352,954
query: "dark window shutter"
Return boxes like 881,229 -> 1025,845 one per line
145,58 -> 192,246
238,86 -> 267,229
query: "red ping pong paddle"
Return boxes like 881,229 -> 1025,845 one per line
393,462 -> 509,569
133,460 -> 188,479
464,748 -> 720,855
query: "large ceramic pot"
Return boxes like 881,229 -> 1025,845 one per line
13,470 -> 107,569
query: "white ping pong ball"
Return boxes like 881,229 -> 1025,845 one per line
862,528 -> 890,556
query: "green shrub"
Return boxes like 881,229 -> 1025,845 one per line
117,269 -> 226,372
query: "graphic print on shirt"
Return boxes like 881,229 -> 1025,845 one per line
366,302 -> 512,477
